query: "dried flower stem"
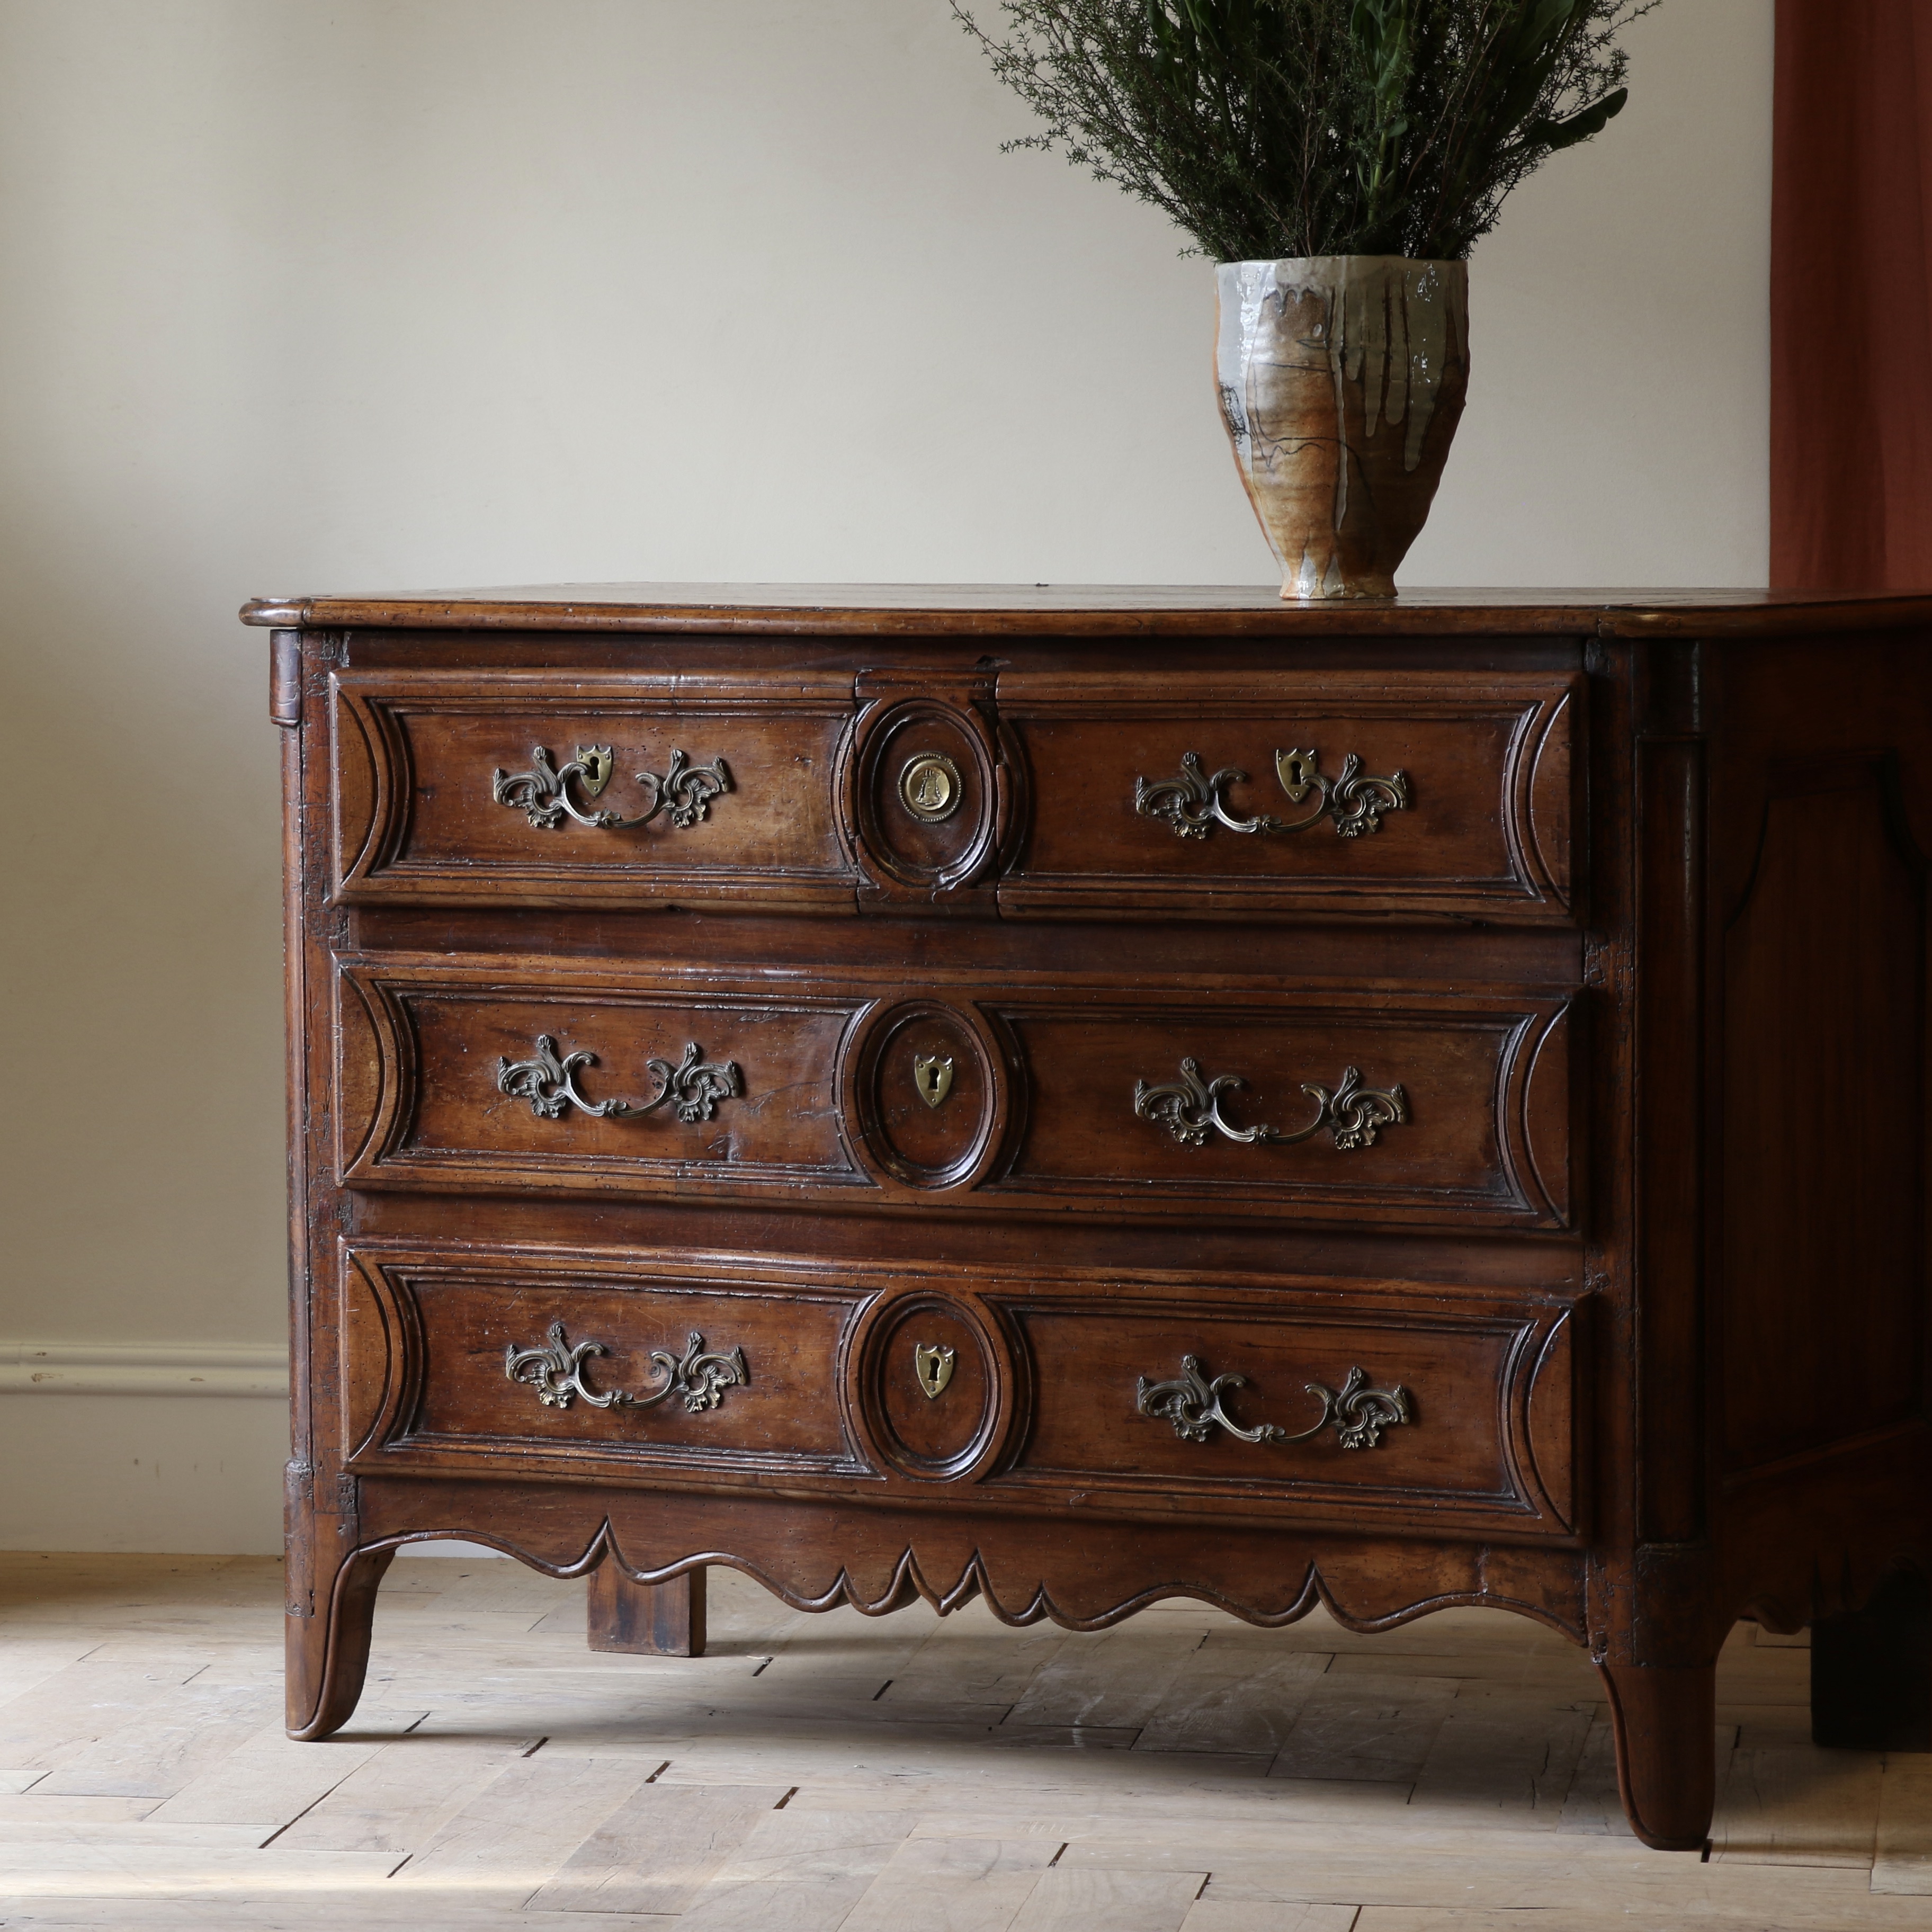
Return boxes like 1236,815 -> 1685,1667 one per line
952,0 -> 1658,260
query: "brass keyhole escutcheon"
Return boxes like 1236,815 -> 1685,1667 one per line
914,1344 -> 955,1400
913,1053 -> 954,1110
898,752 -> 962,823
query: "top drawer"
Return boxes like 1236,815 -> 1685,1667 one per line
325,663 -> 1580,925
997,669 -> 1580,924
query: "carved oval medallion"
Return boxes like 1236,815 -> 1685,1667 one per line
842,1000 -> 1004,1191
851,701 -> 996,889
863,1295 -> 998,1480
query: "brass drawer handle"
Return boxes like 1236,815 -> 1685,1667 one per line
1137,1356 -> 1410,1451
1135,748 -> 1408,839
1134,1058 -> 1406,1151
493,744 -> 732,831
505,1321 -> 748,1413
497,1034 -> 741,1124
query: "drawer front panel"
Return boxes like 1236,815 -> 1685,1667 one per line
997,669 -> 1579,923
994,1289 -> 1580,1533
991,993 -> 1572,1227
336,956 -> 1575,1229
327,665 -> 1577,924
340,1242 -> 1582,1538
330,670 -> 855,909
343,1248 -> 870,1476
336,960 -> 869,1194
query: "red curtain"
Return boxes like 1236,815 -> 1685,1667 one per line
1772,0 -> 1932,588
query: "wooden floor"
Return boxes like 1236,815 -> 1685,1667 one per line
0,1555 -> 1926,1929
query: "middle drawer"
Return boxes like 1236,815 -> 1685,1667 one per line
335,953 -> 1578,1230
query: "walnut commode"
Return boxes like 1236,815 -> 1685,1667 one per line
251,584 -> 1932,1851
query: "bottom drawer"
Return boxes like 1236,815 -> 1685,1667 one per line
341,1242 -> 1584,1539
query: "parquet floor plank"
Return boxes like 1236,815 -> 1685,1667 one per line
0,1556 -> 1909,1928
836,1834 -> 1061,1932
0,1653 -> 207,1775
142,1714 -> 423,1830
1266,1670 -> 1461,1784
32,1680 -> 280,1799
527,1780 -> 791,1914
1871,1754 -> 1932,1894
1181,1906 -> 1359,1932
1002,1625 -> 1213,1732
387,1752 -> 655,1889
1707,1745 -> 1885,1866
1134,1638 -> 1333,1757
276,1731 -> 551,1858
1007,1867 -> 1205,1931
1406,1695 -> 1594,1827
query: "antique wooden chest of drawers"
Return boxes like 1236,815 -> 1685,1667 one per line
248,585 -> 1932,1850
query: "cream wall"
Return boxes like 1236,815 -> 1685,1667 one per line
0,1 -> 1773,1552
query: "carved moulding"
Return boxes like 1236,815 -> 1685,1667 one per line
835,996 -> 1016,1195
842,1286 -> 1016,1484
341,1478 -> 1591,1643
836,674 -> 1017,904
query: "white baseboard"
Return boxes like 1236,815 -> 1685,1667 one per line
0,1341 -> 287,1398
1,1340 -> 287,1552
0,1341 -> 505,1554
0,1390 -> 286,1553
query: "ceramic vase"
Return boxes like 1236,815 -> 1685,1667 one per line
1215,255 -> 1470,601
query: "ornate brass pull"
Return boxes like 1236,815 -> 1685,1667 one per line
504,1321 -> 747,1412
1135,748 -> 1408,839
493,744 -> 731,831
1137,1357 -> 1410,1450
497,1035 -> 741,1123
1134,1058 -> 1406,1151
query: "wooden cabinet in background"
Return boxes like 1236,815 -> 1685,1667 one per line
250,584 -> 1932,1851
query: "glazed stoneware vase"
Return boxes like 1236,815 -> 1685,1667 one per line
1215,255 -> 1470,600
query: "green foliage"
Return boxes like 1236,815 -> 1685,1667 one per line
951,0 -> 1656,261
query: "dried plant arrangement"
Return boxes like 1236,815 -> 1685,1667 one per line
950,1 -> 1659,598
951,0 -> 1655,262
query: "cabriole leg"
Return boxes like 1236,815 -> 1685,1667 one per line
588,1563 -> 706,1657
286,1541 -> 395,1740
1598,1659 -> 1718,1851
1813,1569 -> 1932,1750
